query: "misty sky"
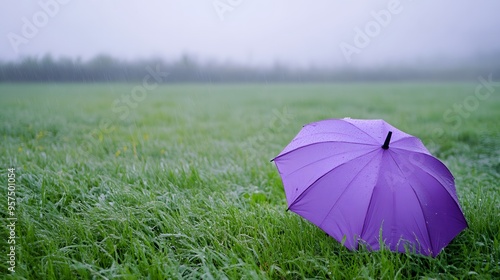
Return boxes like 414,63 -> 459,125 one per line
1,0 -> 500,68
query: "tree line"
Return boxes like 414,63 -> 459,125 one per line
1,53 -> 498,82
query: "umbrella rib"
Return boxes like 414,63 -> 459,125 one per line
287,132 -> 374,149
386,151 -> 435,255
273,141 -> 375,161
389,135 -> 416,145
288,148 -> 379,209
317,151 -> 381,229
390,146 -> 430,155
281,146 -> 377,178
340,119 -> 380,143
408,161 -> 467,224
359,185 -> 380,248
358,160 -> 384,244
389,149 -> 463,208
406,182 -> 435,256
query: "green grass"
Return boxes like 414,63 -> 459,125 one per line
0,82 -> 499,279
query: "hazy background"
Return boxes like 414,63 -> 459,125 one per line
1,0 -> 500,81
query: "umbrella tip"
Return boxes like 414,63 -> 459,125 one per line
382,131 -> 392,150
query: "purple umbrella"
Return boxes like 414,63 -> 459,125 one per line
272,118 -> 467,257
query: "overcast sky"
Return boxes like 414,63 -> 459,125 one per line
1,0 -> 500,68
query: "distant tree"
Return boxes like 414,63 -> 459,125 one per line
0,53 -> 498,83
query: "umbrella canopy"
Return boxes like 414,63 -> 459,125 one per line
272,118 -> 467,257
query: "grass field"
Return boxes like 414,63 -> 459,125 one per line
0,82 -> 499,279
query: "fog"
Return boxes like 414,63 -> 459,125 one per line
1,0 -> 500,69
